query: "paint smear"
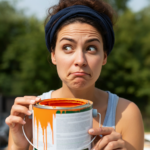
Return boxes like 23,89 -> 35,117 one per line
33,98 -> 90,150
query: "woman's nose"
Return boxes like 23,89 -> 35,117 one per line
74,50 -> 87,67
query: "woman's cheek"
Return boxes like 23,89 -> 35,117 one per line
91,58 -> 103,78
55,59 -> 69,79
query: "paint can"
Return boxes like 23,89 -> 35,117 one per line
22,98 -> 100,150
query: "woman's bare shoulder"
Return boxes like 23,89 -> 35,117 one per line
116,97 -> 143,130
115,97 -> 144,149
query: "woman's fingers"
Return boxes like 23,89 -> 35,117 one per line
11,96 -> 41,115
11,104 -> 32,116
93,138 -> 124,150
103,139 -> 125,150
14,96 -> 41,105
5,115 -> 26,127
6,96 -> 41,128
94,134 -> 120,150
89,127 -> 115,136
89,127 -> 123,150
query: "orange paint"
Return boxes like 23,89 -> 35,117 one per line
33,98 -> 90,150
39,99 -> 87,107
34,107 -> 57,150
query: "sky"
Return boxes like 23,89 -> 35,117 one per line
1,0 -> 150,20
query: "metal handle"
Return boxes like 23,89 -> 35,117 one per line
22,109 -> 101,150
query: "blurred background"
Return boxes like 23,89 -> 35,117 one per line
0,0 -> 150,149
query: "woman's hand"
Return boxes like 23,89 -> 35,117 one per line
5,96 -> 41,150
89,127 -> 126,150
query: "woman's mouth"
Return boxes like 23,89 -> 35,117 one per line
71,72 -> 90,76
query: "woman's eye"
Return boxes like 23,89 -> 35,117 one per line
63,45 -> 72,51
87,46 -> 97,52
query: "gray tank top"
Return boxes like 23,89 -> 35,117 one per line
38,90 -> 119,128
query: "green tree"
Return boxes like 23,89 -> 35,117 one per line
104,0 -> 130,13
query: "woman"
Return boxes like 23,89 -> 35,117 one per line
5,0 -> 144,149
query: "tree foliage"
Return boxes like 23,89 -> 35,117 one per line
104,0 -> 130,12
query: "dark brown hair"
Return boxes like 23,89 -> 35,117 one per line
45,0 -> 117,52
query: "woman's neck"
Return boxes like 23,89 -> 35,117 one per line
54,83 -> 99,102
63,87 -> 94,99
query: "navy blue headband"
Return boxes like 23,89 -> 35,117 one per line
45,5 -> 115,55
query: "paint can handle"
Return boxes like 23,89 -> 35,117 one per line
22,114 -> 39,150
22,110 -> 101,150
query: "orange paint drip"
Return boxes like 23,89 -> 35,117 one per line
34,107 -> 57,150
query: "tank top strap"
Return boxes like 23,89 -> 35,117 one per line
38,90 -> 54,100
102,91 -> 119,129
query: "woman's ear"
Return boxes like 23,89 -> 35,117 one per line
51,51 -> 57,65
102,52 -> 107,65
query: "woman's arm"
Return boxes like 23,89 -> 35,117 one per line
8,131 -> 33,150
117,98 -> 144,149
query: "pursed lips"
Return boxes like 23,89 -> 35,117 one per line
70,72 -> 90,76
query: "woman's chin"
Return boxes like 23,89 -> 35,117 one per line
62,77 -> 93,90
69,81 -> 90,90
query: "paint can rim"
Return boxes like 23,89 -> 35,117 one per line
33,98 -> 93,110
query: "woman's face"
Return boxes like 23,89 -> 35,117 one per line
51,22 -> 107,90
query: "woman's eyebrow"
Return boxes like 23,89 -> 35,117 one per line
85,38 -> 100,43
59,37 -> 76,43
59,38 -> 100,43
